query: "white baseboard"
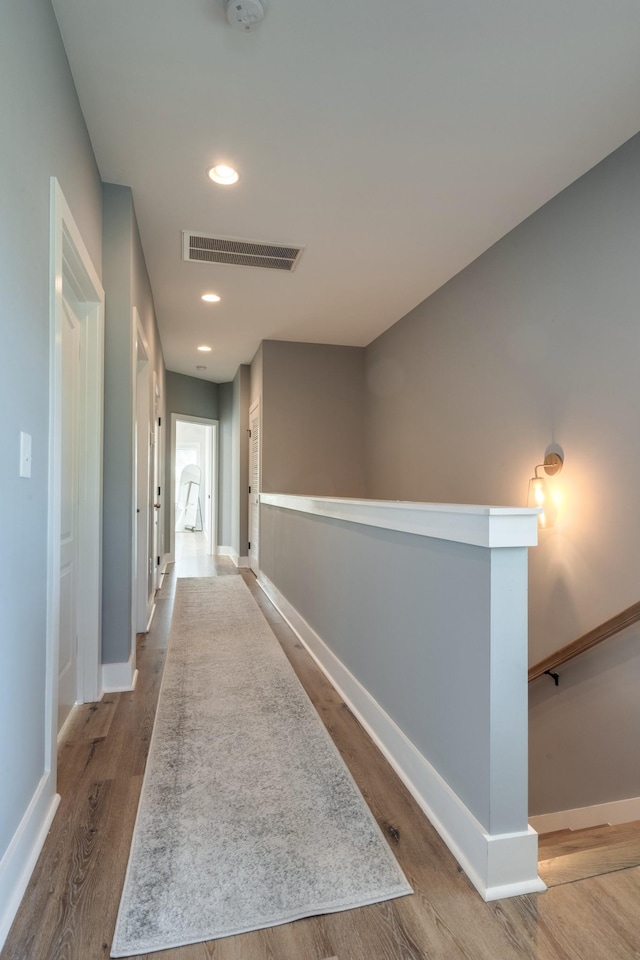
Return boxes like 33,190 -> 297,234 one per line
0,774 -> 60,951
156,556 -> 173,597
257,572 -> 544,902
214,547 -> 249,568
530,795 -> 640,834
145,603 -> 156,633
101,655 -> 138,694
145,596 -> 155,632
56,704 -> 78,742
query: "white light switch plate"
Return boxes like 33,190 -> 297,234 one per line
20,432 -> 32,478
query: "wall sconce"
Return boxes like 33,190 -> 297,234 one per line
528,453 -> 563,528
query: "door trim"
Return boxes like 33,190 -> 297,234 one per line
248,398 -> 261,575
47,178 -> 104,777
152,372 -> 163,592
133,312 -> 152,635
169,413 -> 219,561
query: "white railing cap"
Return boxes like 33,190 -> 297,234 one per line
259,493 -> 540,548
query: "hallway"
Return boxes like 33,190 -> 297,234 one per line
3,560 -> 640,959
171,531 -> 213,579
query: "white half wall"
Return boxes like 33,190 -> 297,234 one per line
258,494 -> 544,900
258,571 -> 543,901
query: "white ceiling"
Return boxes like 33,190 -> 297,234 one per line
52,0 -> 640,383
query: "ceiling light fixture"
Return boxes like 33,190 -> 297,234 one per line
197,345 -> 212,352
201,293 -> 221,302
225,0 -> 265,32
208,164 -> 239,185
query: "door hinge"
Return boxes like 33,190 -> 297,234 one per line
248,429 -> 251,438
157,486 -> 161,496
157,556 -> 160,566
248,485 -> 251,493
248,542 -> 251,550
158,416 -> 162,426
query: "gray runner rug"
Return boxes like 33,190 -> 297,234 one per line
111,577 -> 411,957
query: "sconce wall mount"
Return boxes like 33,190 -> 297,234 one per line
540,452 -> 563,477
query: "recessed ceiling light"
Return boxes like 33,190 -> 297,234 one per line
197,345 -> 212,352
208,164 -> 239,185
201,293 -> 221,303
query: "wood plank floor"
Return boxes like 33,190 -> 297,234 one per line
3,557 -> 640,960
538,821 -> 640,887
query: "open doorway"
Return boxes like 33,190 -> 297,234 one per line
171,415 -> 218,563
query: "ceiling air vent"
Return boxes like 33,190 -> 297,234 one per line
182,232 -> 304,272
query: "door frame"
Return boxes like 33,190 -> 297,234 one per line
170,413 -> 218,560
46,178 -> 104,775
133,313 -> 152,633
248,398 -> 261,575
152,373 -> 163,591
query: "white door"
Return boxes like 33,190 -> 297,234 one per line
152,378 -> 162,591
48,178 -> 105,777
58,297 -> 81,731
249,400 -> 260,574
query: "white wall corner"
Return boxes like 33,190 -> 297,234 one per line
0,775 -> 60,951
257,571 -> 544,901
215,546 -> 234,558
101,655 -> 138,694
232,554 -> 250,568
529,795 -> 640,834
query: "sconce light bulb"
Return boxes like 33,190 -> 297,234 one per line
528,476 -> 555,527
527,451 -> 564,530
528,477 -> 545,507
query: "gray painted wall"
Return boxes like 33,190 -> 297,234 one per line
363,133 -> 640,814
529,621 -> 640,813
0,0 -> 102,859
102,185 -> 134,666
166,371 -> 219,421
250,342 -> 262,409
259,341 -> 367,497
102,185 -> 165,665
164,371 -> 219,555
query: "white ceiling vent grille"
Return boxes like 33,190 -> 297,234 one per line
182,232 -> 304,272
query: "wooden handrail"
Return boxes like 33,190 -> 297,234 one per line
529,600 -> 640,683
